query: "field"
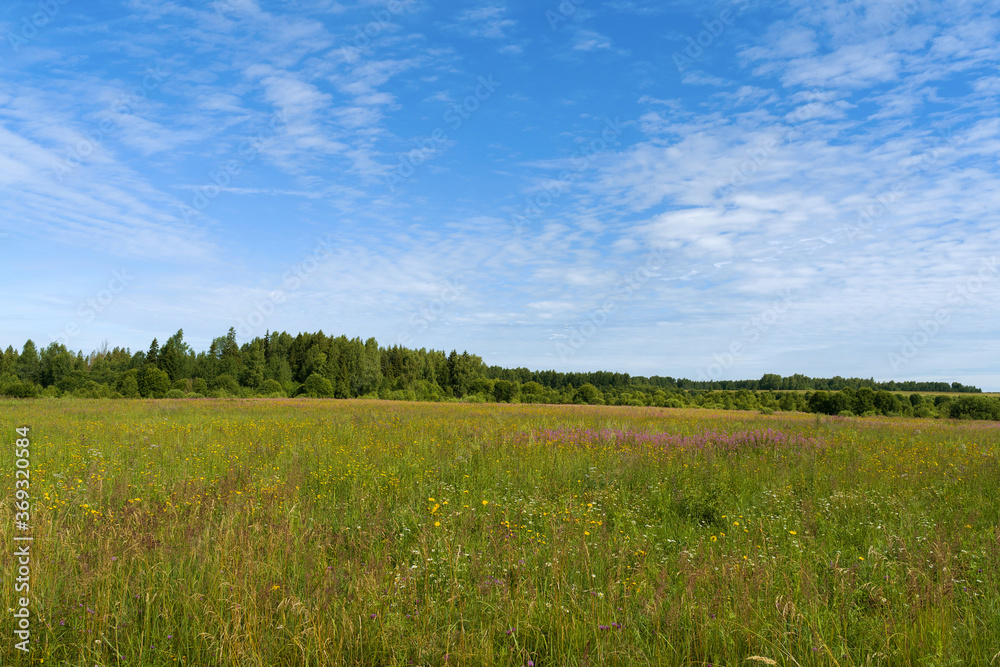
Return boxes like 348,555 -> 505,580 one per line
2,399 -> 999,666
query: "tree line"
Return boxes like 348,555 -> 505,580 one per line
0,329 -> 994,420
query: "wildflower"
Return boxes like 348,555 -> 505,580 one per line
789,530 -> 796,535
482,500 -> 489,506
434,521 -> 441,527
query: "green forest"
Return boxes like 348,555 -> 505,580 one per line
2,328 -> 997,421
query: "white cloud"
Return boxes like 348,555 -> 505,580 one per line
452,5 -> 515,40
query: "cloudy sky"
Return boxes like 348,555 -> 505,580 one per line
2,0 -> 999,388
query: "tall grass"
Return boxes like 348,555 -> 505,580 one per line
1,399 -> 998,665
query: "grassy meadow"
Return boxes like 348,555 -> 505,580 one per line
2,398 -> 999,666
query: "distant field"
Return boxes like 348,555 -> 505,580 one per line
907,391 -> 1000,397
2,399 -> 999,666
771,389 -> 1000,397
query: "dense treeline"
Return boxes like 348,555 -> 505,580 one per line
0,329 -> 995,420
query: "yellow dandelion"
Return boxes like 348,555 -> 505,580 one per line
434,521 -> 441,527
788,530 -> 797,535
482,500 -> 489,506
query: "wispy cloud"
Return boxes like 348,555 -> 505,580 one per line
452,5 -> 516,39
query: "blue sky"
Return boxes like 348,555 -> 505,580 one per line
2,0 -> 999,388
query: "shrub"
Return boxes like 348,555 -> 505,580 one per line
138,366 -> 171,398
71,381 -> 113,399
116,370 -> 141,398
299,373 -> 335,398
947,395 -> 1000,421
260,379 -> 285,397
210,374 -> 240,396
3,381 -> 39,398
493,379 -> 517,403
389,389 -> 417,402
574,383 -> 603,405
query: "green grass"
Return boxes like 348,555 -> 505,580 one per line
2,398 -> 999,666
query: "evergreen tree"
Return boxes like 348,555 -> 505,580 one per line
355,337 -> 383,396
240,339 -> 266,389
0,346 -> 16,378
216,328 -> 241,378
159,329 -> 190,381
146,338 -> 160,366
15,340 -> 39,383
446,350 -> 481,397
